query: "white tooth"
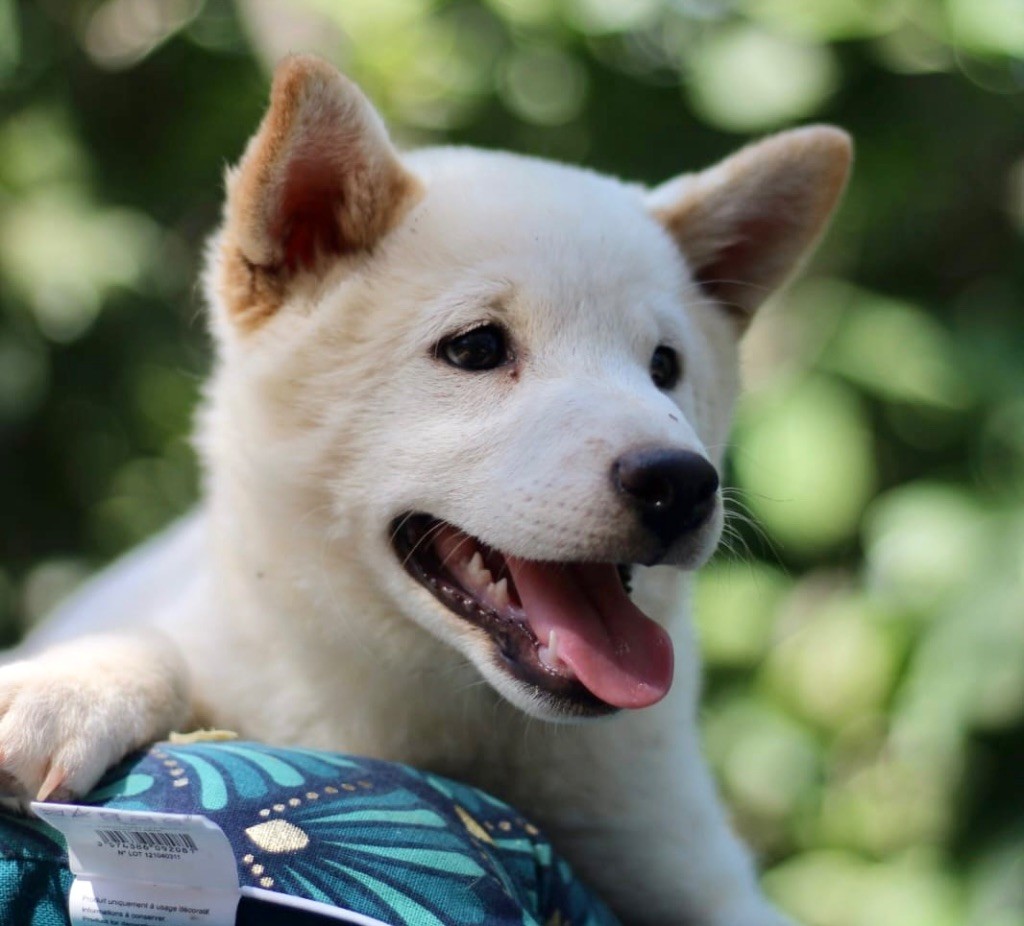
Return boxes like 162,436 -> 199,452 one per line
538,630 -> 561,671
466,551 -> 492,588
490,577 -> 510,610
547,629 -> 559,663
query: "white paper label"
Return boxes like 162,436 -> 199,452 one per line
33,803 -> 240,926
69,877 -> 238,926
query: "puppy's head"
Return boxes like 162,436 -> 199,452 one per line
204,56 -> 851,720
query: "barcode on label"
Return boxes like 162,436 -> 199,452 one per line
96,829 -> 199,852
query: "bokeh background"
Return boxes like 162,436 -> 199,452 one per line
2,1 -> 1022,923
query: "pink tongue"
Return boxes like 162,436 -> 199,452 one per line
507,559 -> 674,709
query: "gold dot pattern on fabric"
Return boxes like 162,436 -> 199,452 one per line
455,805 -> 494,845
245,819 -> 311,854
259,877 -> 274,889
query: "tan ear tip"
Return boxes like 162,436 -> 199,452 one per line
269,53 -> 345,104
776,125 -> 854,194
770,124 -> 852,158
273,52 -> 336,82
803,125 -> 853,161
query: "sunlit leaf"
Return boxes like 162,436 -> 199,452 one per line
695,560 -> 791,666
733,375 -> 876,554
764,590 -> 902,730
686,25 -> 838,131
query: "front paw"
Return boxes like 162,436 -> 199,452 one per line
0,658 -> 136,805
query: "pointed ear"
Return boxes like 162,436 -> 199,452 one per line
217,55 -> 421,330
647,126 -> 852,327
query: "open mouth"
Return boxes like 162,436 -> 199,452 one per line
392,514 -> 674,716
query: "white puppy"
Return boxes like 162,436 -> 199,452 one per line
4,56 -> 850,926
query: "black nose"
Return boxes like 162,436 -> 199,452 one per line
612,448 -> 719,548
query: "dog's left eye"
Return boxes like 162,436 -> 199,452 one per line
439,324 -> 510,371
650,345 -> 681,390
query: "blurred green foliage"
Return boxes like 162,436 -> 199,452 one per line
1,1 -> 1022,924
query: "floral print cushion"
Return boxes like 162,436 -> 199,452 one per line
0,741 -> 621,926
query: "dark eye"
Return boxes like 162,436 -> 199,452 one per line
650,345 -> 681,390
439,324 -> 510,371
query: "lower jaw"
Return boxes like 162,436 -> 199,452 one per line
392,515 -> 618,718
490,648 -> 620,719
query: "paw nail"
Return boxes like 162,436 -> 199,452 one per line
36,766 -> 68,802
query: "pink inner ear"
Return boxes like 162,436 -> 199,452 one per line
693,208 -> 797,303
273,149 -> 345,273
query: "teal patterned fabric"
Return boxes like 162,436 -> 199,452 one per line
0,742 -> 621,926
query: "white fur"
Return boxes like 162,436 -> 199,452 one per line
3,79 -> 850,924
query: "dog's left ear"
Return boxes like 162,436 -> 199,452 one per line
216,55 -> 420,330
647,126 -> 852,328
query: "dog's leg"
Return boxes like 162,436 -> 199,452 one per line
0,632 -> 190,806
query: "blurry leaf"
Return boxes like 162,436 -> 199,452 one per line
817,753 -> 951,855
565,0 -> 662,35
766,849 -> 964,926
822,291 -> 972,409
966,835 -> 1024,926
703,695 -> 822,821
132,363 -> 201,449
90,447 -> 199,555
0,0 -> 19,80
764,590 -> 903,730
0,332 -> 48,423
893,575 -> 1024,765
746,0 -> 903,41
82,0 -> 203,70
0,191 -> 160,342
0,107 -> 84,190
500,45 -> 588,126
686,25 -> 839,132
696,560 -> 791,666
741,278 -> 856,390
945,0 -> 1024,57
978,398 -> 1024,496
484,0 -> 559,27
250,0 -> 497,131
863,483 -> 988,610
1006,156 -> 1024,234
733,375 -> 876,554
871,22 -> 955,74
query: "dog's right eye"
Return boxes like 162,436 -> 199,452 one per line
438,325 -> 510,371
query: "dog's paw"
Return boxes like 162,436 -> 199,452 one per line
0,638 -> 190,808
0,658 -> 132,805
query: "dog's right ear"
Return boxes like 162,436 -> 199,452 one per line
216,55 -> 420,331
